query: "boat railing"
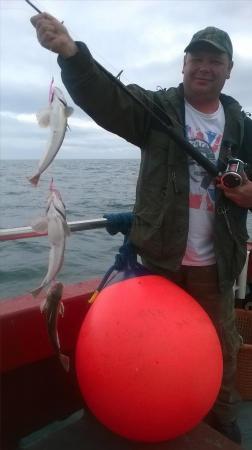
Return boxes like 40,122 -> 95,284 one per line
1,218 -> 251,304
0,218 -> 108,242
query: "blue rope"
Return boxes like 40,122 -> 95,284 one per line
94,236 -> 140,293
89,213 -> 147,303
103,212 -> 138,271
103,212 -> 133,236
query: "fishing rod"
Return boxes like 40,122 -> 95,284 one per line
25,0 -> 41,14
25,0 -> 219,177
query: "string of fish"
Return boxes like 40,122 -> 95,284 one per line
26,0 -> 73,371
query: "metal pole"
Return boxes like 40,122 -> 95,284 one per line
0,218 -> 108,242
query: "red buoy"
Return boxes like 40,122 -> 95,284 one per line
76,275 -> 223,442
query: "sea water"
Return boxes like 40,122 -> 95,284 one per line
1,159 -> 252,299
0,159 -> 139,299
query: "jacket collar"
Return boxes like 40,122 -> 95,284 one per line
174,84 -> 244,151
165,83 -> 244,168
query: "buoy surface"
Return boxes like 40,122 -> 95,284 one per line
76,275 -> 223,442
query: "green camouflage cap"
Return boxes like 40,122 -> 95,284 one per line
184,27 -> 233,59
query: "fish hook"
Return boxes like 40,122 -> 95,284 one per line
116,70 -> 123,80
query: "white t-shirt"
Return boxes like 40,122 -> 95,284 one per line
182,100 -> 225,266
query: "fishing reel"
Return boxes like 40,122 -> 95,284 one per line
221,158 -> 248,188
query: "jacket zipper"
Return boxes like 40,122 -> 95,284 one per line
217,206 -> 233,236
171,170 -> 179,193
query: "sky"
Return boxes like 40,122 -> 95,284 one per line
0,0 -> 251,160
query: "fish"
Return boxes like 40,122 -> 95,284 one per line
31,180 -> 70,297
28,82 -> 73,186
41,281 -> 70,371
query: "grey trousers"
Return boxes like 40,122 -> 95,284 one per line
144,262 -> 242,425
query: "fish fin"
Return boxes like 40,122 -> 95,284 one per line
36,107 -> 51,127
40,298 -> 47,313
55,331 -> 61,348
59,301 -> 64,317
31,285 -> 45,298
63,222 -> 71,236
50,177 -> 54,191
27,174 -> 40,186
65,106 -> 74,117
30,216 -> 48,233
59,353 -> 70,372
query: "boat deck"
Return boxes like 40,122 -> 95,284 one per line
18,402 -> 252,450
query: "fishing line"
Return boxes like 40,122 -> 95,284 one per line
25,1 -> 60,83
25,0 -> 63,183
24,0 -> 219,177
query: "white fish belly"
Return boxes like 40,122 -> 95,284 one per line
38,104 -> 67,174
41,219 -> 66,287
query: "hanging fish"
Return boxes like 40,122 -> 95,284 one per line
28,81 -> 73,186
31,180 -> 70,297
40,281 -> 70,371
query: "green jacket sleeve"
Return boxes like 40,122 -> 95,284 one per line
57,42 -> 153,148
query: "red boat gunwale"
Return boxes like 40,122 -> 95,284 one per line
1,278 -> 100,450
2,252 -> 252,450
1,279 -> 100,373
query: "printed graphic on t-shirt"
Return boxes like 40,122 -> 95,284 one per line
182,100 -> 225,266
186,125 -> 222,213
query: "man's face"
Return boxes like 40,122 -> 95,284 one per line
183,46 -> 233,100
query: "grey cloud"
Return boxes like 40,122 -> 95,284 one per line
0,110 -> 137,159
125,56 -> 183,91
1,84 -> 48,114
0,76 -> 75,114
225,57 -> 252,111
1,0 -> 251,159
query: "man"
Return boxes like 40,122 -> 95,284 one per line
31,13 -> 252,444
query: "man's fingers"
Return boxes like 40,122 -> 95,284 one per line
38,31 -> 56,48
30,12 -> 60,28
30,13 -> 41,27
37,23 -> 56,35
30,11 -> 76,57
30,12 -> 64,50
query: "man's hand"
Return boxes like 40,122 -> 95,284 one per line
30,13 -> 78,58
216,178 -> 252,208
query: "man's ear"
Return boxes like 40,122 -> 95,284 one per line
227,60 -> 234,79
182,54 -> 186,74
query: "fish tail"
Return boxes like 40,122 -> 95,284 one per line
59,353 -> 70,372
40,298 -> 48,314
31,285 -> 44,298
27,174 -> 40,186
50,177 -> 54,191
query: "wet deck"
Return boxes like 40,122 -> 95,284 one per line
18,402 -> 252,450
